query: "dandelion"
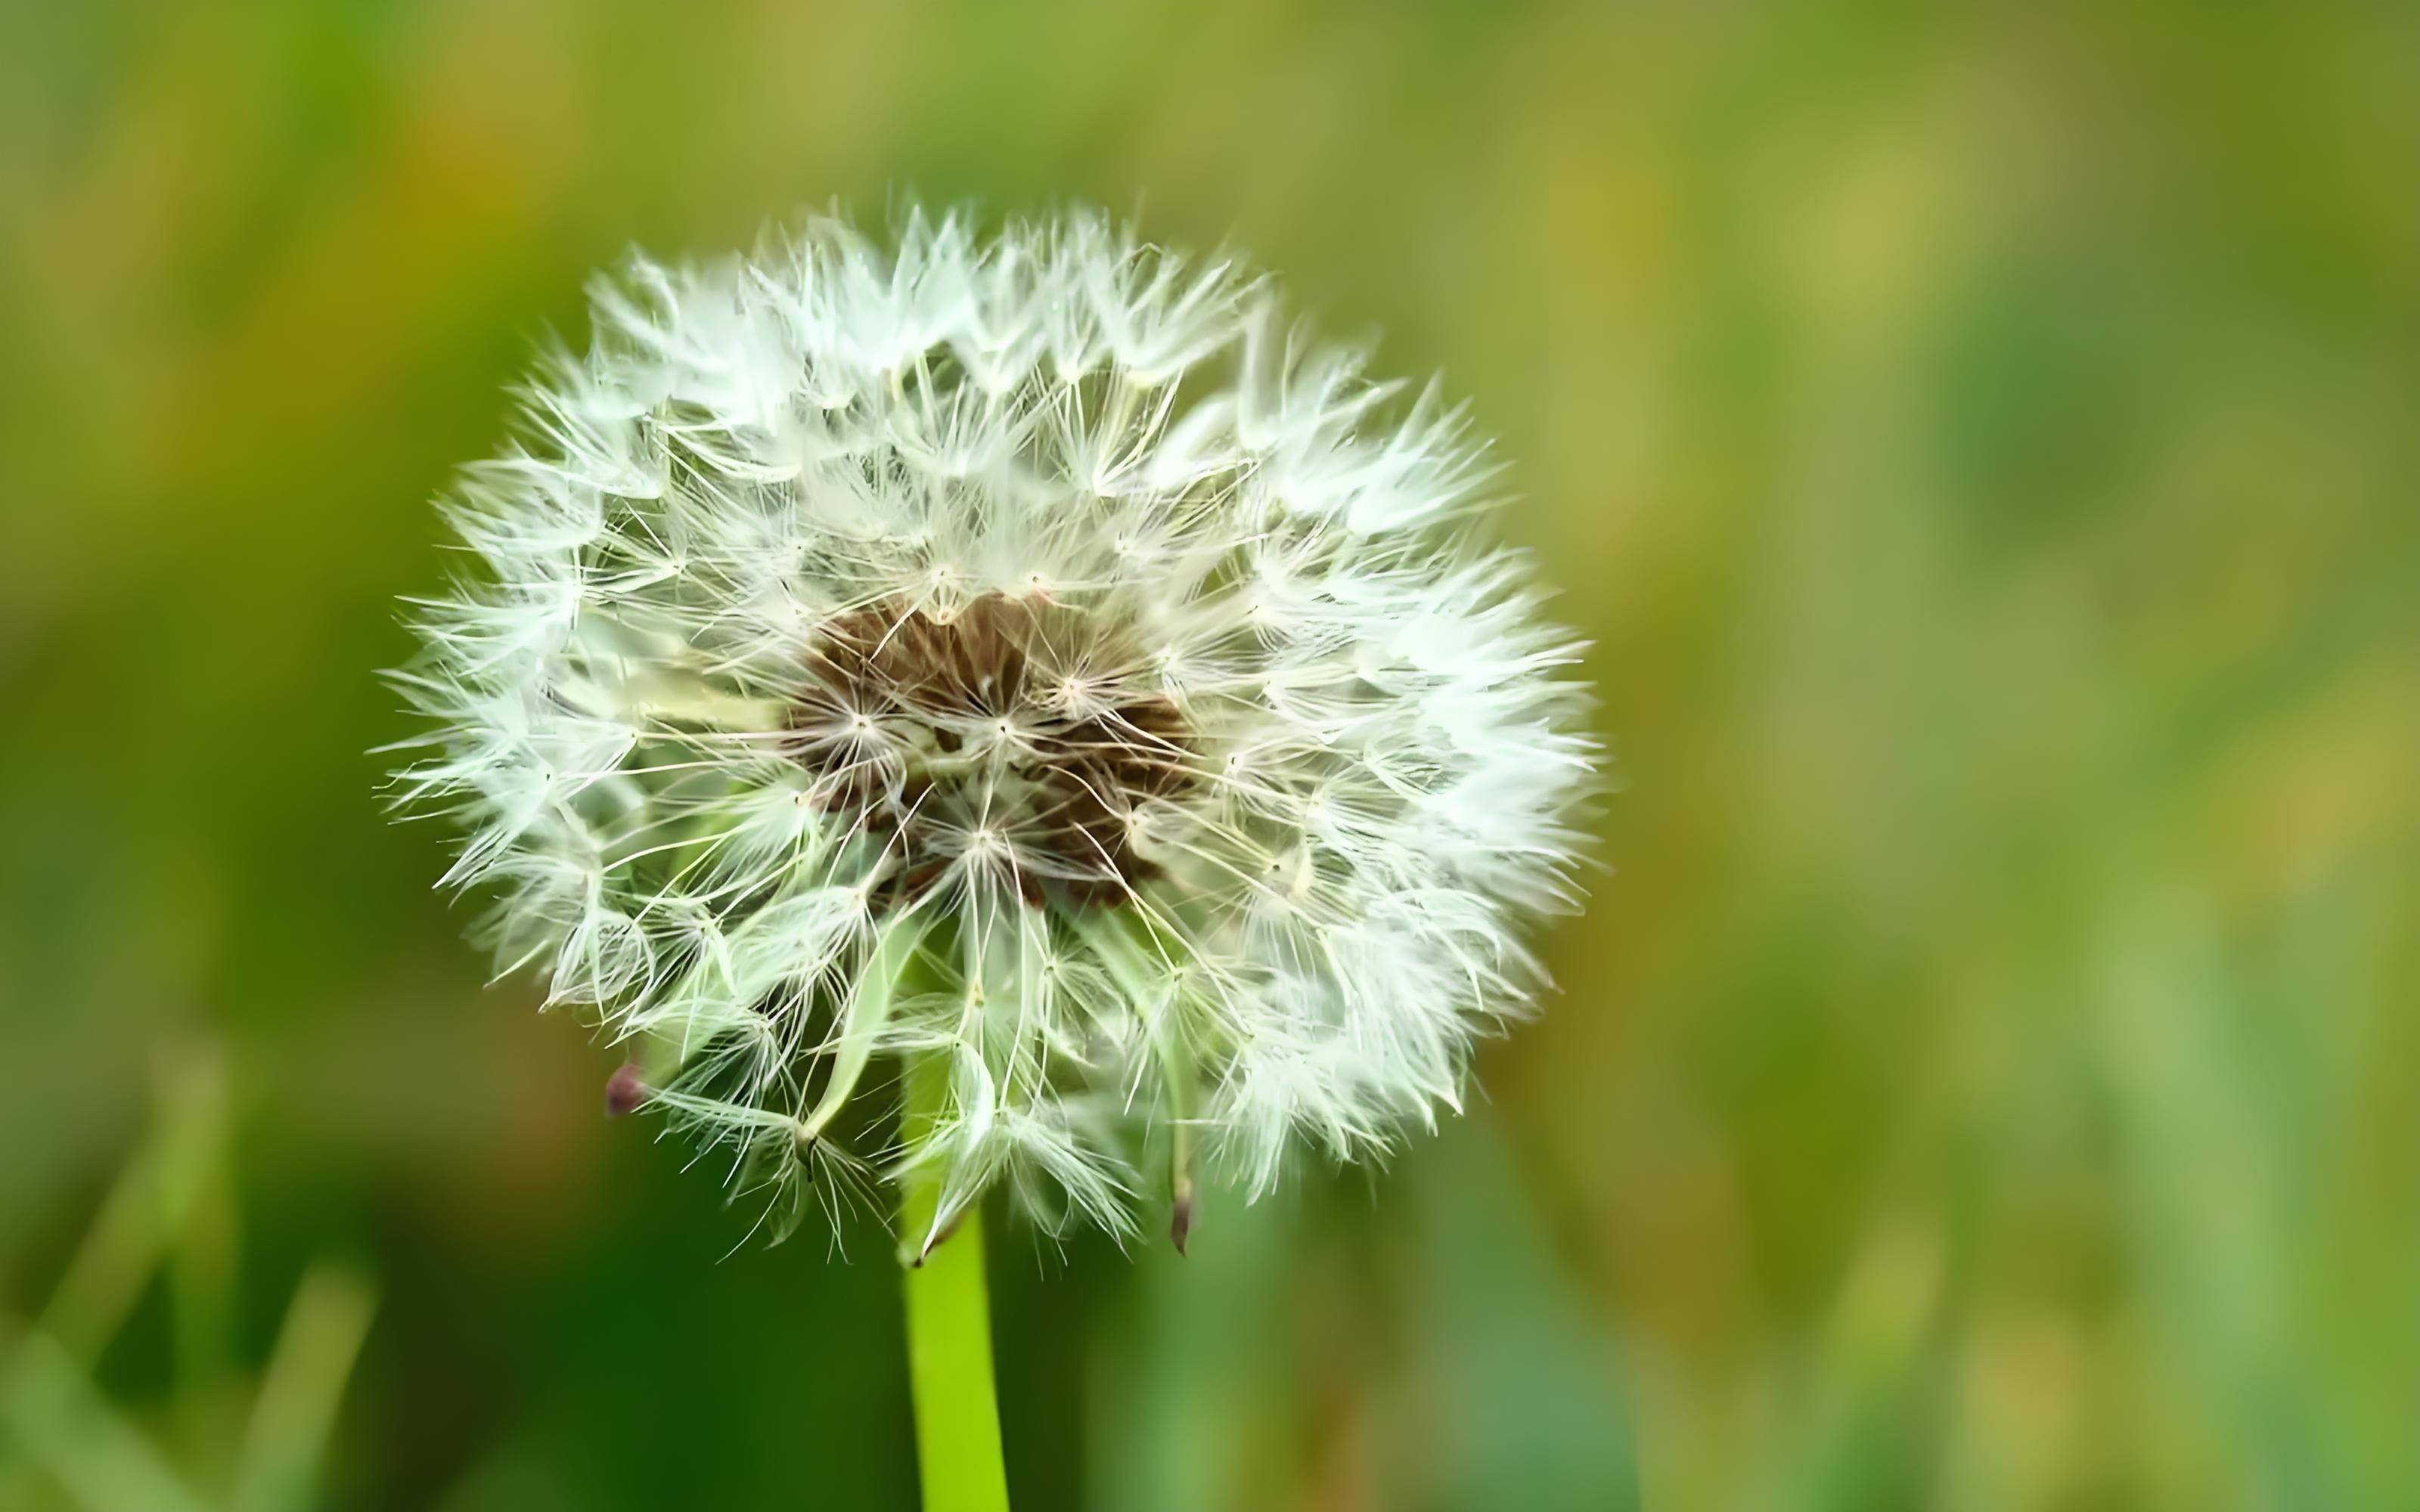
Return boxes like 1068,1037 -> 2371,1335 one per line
388,206 -> 1592,1507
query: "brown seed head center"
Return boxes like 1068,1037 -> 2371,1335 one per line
783,593 -> 1195,905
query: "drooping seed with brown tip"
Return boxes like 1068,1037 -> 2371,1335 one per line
1169,1189 -> 1196,1256
604,1062 -> 650,1117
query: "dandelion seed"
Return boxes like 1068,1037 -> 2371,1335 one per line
605,1062 -> 650,1117
389,206 -> 1594,1244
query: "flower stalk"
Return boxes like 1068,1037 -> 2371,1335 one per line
899,1053 -> 1010,1512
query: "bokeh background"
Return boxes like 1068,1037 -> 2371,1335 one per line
4,2 -> 2416,1508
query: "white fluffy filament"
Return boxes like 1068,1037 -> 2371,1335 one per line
390,207 -> 1594,1243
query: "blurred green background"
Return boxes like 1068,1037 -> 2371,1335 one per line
3,2 -> 2416,1508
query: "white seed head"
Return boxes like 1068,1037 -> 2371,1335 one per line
389,207 -> 1594,1244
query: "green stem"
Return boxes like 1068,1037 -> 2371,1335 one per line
898,1055 -> 1011,1512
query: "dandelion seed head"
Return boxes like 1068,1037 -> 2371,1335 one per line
391,206 -> 1594,1242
